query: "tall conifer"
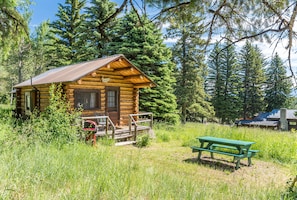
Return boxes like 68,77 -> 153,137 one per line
166,7 -> 214,123
239,41 -> 266,119
48,0 -> 86,67
108,11 -> 178,123
265,53 -> 292,111
83,0 -> 117,59
208,43 -> 241,123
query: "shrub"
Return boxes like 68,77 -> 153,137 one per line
162,113 -> 180,125
282,176 -> 297,200
136,134 -> 150,148
20,84 -> 82,146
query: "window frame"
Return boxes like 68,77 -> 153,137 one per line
106,87 -> 119,112
74,89 -> 101,110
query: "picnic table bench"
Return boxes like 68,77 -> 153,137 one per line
191,136 -> 259,170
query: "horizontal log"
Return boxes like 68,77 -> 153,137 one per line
134,83 -> 155,88
101,82 -> 134,87
109,79 -> 132,84
120,90 -> 133,95
114,66 -> 134,73
120,97 -> 134,101
120,87 -> 134,91
97,67 -> 114,72
120,105 -> 134,109
93,73 -> 124,79
68,85 -> 105,89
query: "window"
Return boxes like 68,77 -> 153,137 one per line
107,88 -> 119,111
289,121 -> 297,126
25,92 -> 31,115
107,90 -> 117,108
74,89 -> 100,110
24,90 -> 39,115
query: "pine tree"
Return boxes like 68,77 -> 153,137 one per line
108,11 -> 178,123
30,21 -> 51,75
239,41 -> 266,119
166,7 -> 214,123
208,43 -> 242,123
0,0 -> 29,57
83,0 -> 117,59
47,0 -> 86,67
265,53 -> 292,111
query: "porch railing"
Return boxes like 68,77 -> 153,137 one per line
129,112 -> 153,141
81,116 -> 116,139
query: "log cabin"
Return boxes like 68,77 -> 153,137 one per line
13,54 -> 156,144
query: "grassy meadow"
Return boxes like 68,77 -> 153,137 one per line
0,105 -> 297,199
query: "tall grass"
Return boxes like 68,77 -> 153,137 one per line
0,140 -> 287,199
155,122 -> 297,165
0,103 -> 295,199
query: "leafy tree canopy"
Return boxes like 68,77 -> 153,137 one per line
0,0 -> 30,58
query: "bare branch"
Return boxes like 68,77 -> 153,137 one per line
129,0 -> 142,24
100,0 -> 129,27
150,2 -> 191,21
205,0 -> 227,48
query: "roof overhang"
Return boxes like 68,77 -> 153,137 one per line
14,54 -> 156,88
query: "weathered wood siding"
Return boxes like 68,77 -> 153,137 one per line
15,68 -> 140,125
16,84 -> 51,116
65,68 -> 138,125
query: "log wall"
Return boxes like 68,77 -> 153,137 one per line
15,68 -> 139,125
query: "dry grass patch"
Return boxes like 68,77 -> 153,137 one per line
111,139 -> 290,199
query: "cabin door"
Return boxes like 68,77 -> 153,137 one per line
105,87 -> 120,126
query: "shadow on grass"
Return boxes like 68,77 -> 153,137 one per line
184,156 -> 249,172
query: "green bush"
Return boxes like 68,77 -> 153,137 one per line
282,176 -> 297,200
162,113 -> 180,125
136,134 -> 150,148
20,84 -> 82,146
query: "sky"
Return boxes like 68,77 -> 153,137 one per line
29,0 -> 297,79
29,0 -> 62,28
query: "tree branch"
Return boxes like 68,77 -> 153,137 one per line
100,0 -> 129,27
150,2 -> 191,21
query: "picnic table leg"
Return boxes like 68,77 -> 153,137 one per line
198,151 -> 202,160
235,158 -> 240,170
248,157 -> 252,166
197,141 -> 205,160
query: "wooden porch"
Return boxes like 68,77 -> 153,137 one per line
81,112 -> 153,146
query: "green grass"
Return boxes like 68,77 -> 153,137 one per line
0,107 -> 296,199
0,140 -> 289,200
155,123 -> 297,164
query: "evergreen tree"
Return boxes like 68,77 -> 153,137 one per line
239,41 -> 266,119
264,53 -> 292,111
5,37 -> 31,85
30,21 -> 51,75
108,11 -> 178,123
83,0 -> 117,59
166,7 -> 214,123
0,0 -> 29,57
208,43 -> 242,123
47,0 -> 87,67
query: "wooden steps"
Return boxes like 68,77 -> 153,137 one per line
115,141 -> 136,146
82,113 -> 153,146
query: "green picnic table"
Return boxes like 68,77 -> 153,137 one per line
191,136 -> 259,170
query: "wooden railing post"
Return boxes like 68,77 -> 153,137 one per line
134,125 -> 137,141
105,119 -> 108,136
129,117 -> 132,135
